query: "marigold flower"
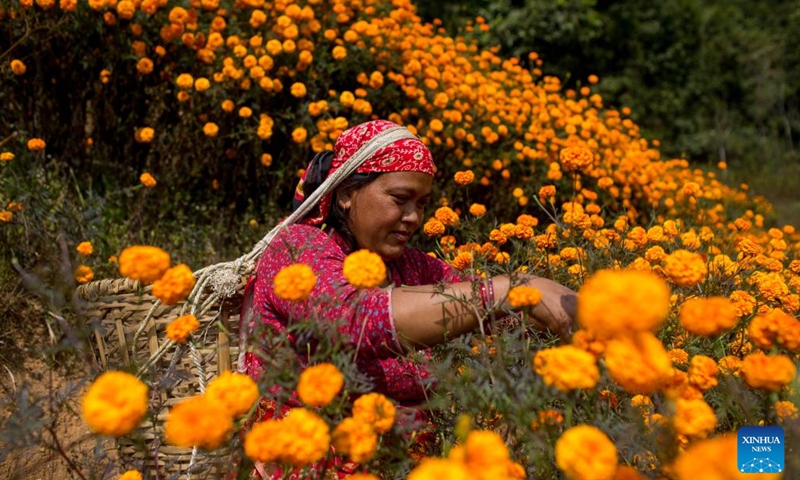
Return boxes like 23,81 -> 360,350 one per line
555,424 -> 617,480
604,332 -> 672,394
423,218 -> 445,236
290,82 -> 307,98
408,458 -> 469,480
534,345 -> 599,392
136,127 -> 154,143
673,398 -> 716,438
663,249 -> 707,287
559,146 -> 594,172
577,269 -> 670,339
205,371 -> 259,418
332,45 -> 347,60
454,170 -> 475,185
273,263 -> 317,301
203,122 -> 219,137
434,206 -> 459,227
165,313 -> 200,343
454,430 -> 511,477
717,355 -> 742,376
672,435 -> 778,480
270,408 -> 330,466
0,152 -> 14,162
136,57 -> 153,74
342,249 -> 386,289
165,396 -> 233,449
76,241 -> 93,256
679,297 -> 738,337
119,470 -> 143,480
0,211 -> 12,222
152,263 -> 195,304
139,172 -> 156,188
27,138 -> 46,151
508,286 -> 542,307
774,400 -> 798,421
118,245 -> 170,284
332,417 -> 378,463
352,392 -> 396,433
468,203 -> 486,217
687,355 -> 718,391
10,59 -> 27,75
741,353 -> 797,391
175,73 -> 194,89
74,265 -> 94,284
82,371 -> 148,437
297,363 -> 343,407
450,251 -> 473,271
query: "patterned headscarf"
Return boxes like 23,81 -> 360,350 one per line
294,120 -> 435,226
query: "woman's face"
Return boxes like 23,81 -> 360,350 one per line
339,172 -> 433,261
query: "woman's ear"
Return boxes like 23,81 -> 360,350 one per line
336,190 -> 353,211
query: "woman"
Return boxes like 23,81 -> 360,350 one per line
240,119 -> 576,406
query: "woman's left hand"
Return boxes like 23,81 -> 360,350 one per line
516,276 -> 578,340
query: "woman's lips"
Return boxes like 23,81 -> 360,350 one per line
391,231 -> 411,242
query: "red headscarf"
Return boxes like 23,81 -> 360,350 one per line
294,120 -> 435,226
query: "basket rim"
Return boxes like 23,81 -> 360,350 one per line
75,277 -> 147,301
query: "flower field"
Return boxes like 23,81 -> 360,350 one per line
1,0 -> 799,479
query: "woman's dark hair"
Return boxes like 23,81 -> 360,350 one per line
293,150 -> 382,249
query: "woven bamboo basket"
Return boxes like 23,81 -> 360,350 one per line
76,276 -> 246,478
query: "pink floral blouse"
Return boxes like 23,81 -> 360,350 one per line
240,223 -> 464,404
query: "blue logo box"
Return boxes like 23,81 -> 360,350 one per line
737,426 -> 785,474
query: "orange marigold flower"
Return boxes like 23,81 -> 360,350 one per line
332,417 -> 378,463
663,249 -> 707,287
423,218 -> 445,236
604,332 -> 672,394
672,436 -> 778,480
450,251 -> 473,271
165,396 -> 233,449
571,329 -> 606,358
76,241 -> 93,256
165,313 -> 200,343
119,471 -> 143,480
774,400 -> 799,421
27,138 -> 46,151
668,348 -> 689,366
206,371 -> 259,418
74,265 -> 94,284
119,245 -> 170,284
559,146 -> 594,172
343,249 -> 386,289
469,203 -> 486,217
434,206 -> 459,227
729,290 -> 756,317
538,185 -> 556,201
269,408 -> 330,466
673,398 -> 717,438
10,59 -> 26,75
741,353 -> 797,391
454,170 -> 475,185
717,355 -> 742,376
82,371 -> 148,437
408,458 -> 469,480
352,392 -> 396,434
679,297 -> 739,337
456,430 -> 512,477
139,172 -> 156,187
555,425 -> 617,480
297,363 -> 343,407
577,269 -> 670,339
290,82 -> 307,98
273,263 -> 317,301
687,355 -> 719,391
0,152 -> 14,162
151,263 -> 196,305
175,73 -> 194,89
0,211 -> 12,222
203,122 -> 219,137
534,345 -> 600,392
508,286 -> 542,307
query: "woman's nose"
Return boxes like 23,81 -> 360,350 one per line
402,205 -> 421,227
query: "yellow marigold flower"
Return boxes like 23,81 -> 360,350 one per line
672,435 -> 779,480
343,249 -> 386,289
352,392 -> 396,433
454,170 -> 475,185
119,470 -> 142,480
663,249 -> 707,287
434,206 -> 459,227
604,332 -> 672,394
82,371 -> 148,437
456,430 -> 511,477
346,475 -> 379,480
687,355 -> 718,391
774,400 -> 798,421
741,353 -> 797,391
273,263 -> 317,301
284,408 -> 331,466
572,329 -> 606,358
429,119 -> 444,132
673,398 -> 716,438
717,355 -> 742,376
332,45 -> 347,60
136,126 -> 154,143
27,138 -> 46,151
165,313 -> 200,343
151,263 -> 195,305
555,425 -> 617,480
679,297 -> 738,337
508,286 -> 542,307
468,203 -> 486,217
534,345 -> 599,392
244,420 -> 284,463
203,122 -> 219,137
0,152 -> 14,162
194,77 -> 211,91
292,126 -> 307,143
165,396 -> 233,449
74,265 -> 94,284
175,73 -> 194,89
238,106 -> 252,118
10,59 -> 27,75
118,245 -> 170,284
577,269 -> 670,339
332,417 -> 378,463
297,363 -> 343,407
559,146 -> 594,172
76,241 -> 93,256
423,218 -> 445,236
139,172 -> 156,188
408,458 -> 469,480
290,82 -> 307,98
206,371 -> 259,418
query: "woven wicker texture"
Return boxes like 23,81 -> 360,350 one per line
76,277 -> 245,478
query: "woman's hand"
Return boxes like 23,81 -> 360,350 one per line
513,276 -> 578,340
